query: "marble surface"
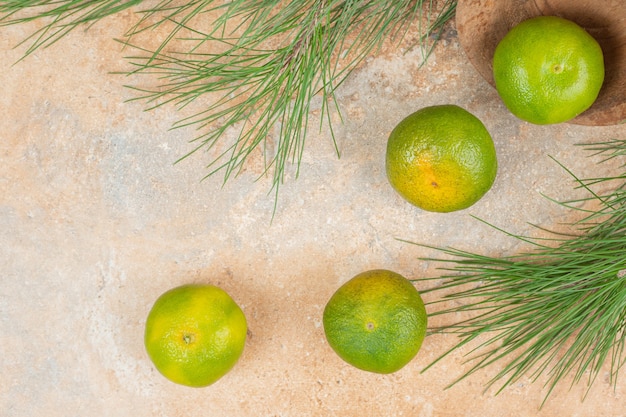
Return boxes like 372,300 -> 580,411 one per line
1,9 -> 624,417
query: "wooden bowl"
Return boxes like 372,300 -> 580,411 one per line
456,0 -> 626,126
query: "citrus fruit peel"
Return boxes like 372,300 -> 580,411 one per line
144,284 -> 247,387
386,104 -> 497,212
323,269 -> 427,374
492,16 -> 605,125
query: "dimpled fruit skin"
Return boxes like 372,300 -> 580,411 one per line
323,269 -> 427,374
493,16 -> 604,125
144,284 -> 247,387
386,105 -> 497,213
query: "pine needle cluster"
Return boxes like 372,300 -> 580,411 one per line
1,0 -> 457,200
0,0 -> 142,57
120,0 -> 456,199
412,139 -> 626,405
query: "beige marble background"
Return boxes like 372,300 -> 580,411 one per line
1,8 -> 624,417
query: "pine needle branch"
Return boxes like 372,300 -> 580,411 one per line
119,0 -> 458,203
2,0 -> 457,205
0,0 -> 142,59
410,139 -> 626,406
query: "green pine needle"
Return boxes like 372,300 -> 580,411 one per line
1,0 -> 457,203
0,0 -> 142,58
119,0 -> 457,202
409,139 -> 626,406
